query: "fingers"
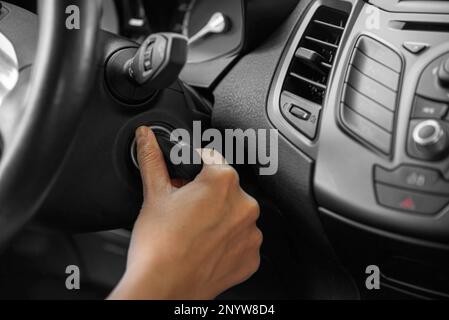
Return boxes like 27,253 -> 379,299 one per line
195,148 -> 232,181
196,149 -> 228,167
135,126 -> 171,197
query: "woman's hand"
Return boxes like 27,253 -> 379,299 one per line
108,126 -> 262,300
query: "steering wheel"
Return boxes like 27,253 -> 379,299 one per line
0,0 -> 100,247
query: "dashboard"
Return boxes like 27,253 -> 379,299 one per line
5,0 -> 449,299
253,0 -> 449,245
112,0 -> 247,87
313,0 -> 449,245
99,0 -> 449,274
7,0 -> 246,87
211,0 -> 449,298
112,0 -> 298,87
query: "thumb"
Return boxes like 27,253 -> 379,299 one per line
135,126 -> 171,197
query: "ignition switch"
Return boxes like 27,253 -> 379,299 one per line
130,125 -> 203,181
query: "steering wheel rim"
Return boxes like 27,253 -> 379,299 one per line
0,0 -> 101,247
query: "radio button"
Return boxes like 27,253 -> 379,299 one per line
375,183 -> 448,215
412,96 -> 448,119
375,165 -> 449,196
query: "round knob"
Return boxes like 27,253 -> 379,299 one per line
130,126 -> 202,181
438,58 -> 449,88
413,120 -> 448,160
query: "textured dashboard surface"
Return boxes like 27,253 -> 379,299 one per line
212,0 -> 358,299
213,0 -> 315,222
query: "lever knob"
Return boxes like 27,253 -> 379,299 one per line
413,120 -> 449,160
105,33 -> 187,104
127,33 -> 188,88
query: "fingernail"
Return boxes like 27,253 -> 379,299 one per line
136,126 -> 149,139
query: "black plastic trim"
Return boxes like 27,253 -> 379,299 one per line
320,207 -> 449,250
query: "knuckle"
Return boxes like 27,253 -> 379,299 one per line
237,196 -> 260,226
200,164 -> 221,180
250,228 -> 264,249
245,197 -> 260,221
204,165 -> 239,188
220,166 -> 239,185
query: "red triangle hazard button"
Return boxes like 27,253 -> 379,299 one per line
400,197 -> 416,210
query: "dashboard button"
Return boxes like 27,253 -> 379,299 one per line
280,92 -> 321,140
143,45 -> 154,71
403,42 -> 429,54
412,96 -> 448,119
289,105 -> 311,121
375,183 -> 449,215
374,165 -> 449,195
417,53 -> 449,103
438,57 -> 449,88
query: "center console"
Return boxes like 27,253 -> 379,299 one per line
268,0 -> 449,245
266,0 -> 449,298
314,0 -> 449,245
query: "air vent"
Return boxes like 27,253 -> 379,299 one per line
282,6 -> 349,105
340,36 -> 403,156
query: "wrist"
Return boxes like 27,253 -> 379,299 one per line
109,264 -> 174,300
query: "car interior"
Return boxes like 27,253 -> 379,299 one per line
1,0 -> 449,300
